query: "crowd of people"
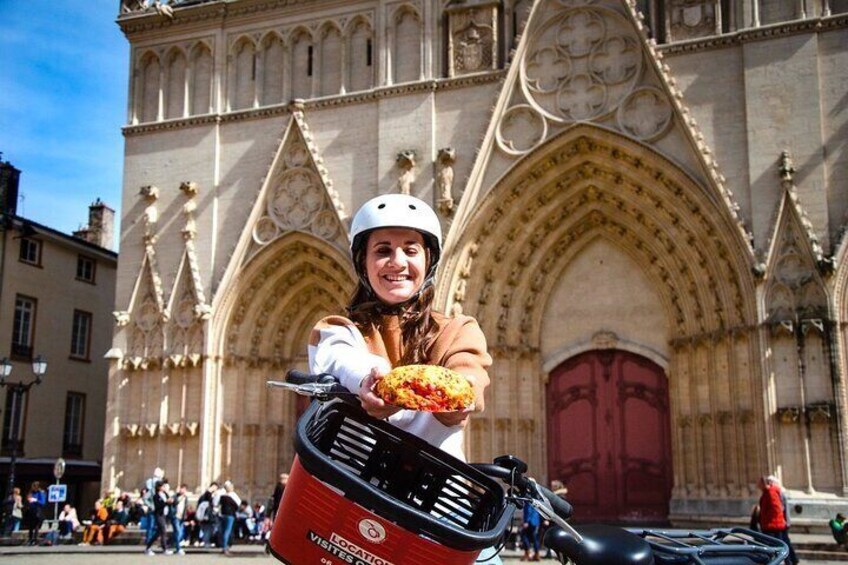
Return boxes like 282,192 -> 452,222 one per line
135,467 -> 283,555
0,469 -> 289,554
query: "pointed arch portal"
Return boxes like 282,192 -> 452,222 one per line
445,125 -> 763,512
547,350 -> 672,522
211,232 -> 355,497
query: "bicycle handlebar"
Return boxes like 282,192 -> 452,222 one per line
286,369 -> 337,385
537,485 -> 573,520
470,463 -> 573,521
286,369 -> 315,385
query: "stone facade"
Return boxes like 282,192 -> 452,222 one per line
0,178 -> 117,512
109,0 -> 848,524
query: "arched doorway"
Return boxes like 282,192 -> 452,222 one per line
547,350 -> 672,522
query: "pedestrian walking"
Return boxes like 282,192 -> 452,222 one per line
168,483 -> 188,553
142,467 -> 164,548
23,482 -> 46,546
215,480 -> 241,555
196,481 -> 218,547
2,487 -> 23,535
271,472 -> 288,520
143,480 -> 172,555
757,475 -> 798,565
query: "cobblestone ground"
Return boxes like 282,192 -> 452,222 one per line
0,548 -> 844,564
1,542 -> 843,563
1,553 -> 844,565
0,546 -> 561,563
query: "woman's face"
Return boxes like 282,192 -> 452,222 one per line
365,228 -> 427,305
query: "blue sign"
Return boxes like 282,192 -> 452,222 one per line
48,484 -> 67,503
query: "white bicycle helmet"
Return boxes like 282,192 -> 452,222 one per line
350,194 -> 442,286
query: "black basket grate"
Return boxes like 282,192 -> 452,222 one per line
305,402 -> 501,533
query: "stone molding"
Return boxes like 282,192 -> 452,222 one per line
659,14 -> 848,55
123,72 -> 505,136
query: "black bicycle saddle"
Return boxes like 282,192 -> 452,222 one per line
544,524 -> 656,565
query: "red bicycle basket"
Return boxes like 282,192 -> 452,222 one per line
269,400 -> 513,565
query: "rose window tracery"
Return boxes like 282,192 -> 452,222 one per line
617,88 -> 672,140
526,48 -> 571,93
253,216 -> 279,245
557,9 -> 605,57
590,36 -> 640,84
518,6 -> 643,124
269,168 -> 324,231
497,105 -> 548,155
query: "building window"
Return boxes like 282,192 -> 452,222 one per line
18,237 -> 41,266
1,389 -> 27,456
76,255 -> 96,283
63,392 -> 85,458
11,295 -> 36,359
70,310 -> 92,360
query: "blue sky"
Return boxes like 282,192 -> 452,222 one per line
0,1 -> 129,248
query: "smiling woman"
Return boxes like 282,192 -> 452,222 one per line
305,196 -> 500,564
307,194 -> 492,451
365,228 -> 427,305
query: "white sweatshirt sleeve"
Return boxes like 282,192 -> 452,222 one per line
308,319 -> 391,393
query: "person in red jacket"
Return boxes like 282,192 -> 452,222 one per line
757,476 -> 799,564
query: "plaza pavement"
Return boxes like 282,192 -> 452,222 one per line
0,538 -> 847,564
0,544 -> 561,563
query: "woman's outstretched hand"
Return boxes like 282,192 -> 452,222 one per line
433,408 -> 471,427
359,367 -> 402,420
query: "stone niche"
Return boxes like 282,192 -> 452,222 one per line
446,0 -> 499,77
665,0 -> 720,42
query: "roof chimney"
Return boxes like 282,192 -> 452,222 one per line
73,198 -> 115,250
0,155 -> 21,217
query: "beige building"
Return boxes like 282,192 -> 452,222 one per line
0,159 -> 117,512
109,0 -> 848,524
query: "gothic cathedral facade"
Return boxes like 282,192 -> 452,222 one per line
109,0 -> 848,524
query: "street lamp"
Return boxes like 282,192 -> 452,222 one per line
0,355 -> 47,499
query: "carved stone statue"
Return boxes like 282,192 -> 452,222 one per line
121,0 -> 148,14
396,150 -> 416,195
180,181 -> 199,239
436,147 -> 456,216
140,185 -> 159,239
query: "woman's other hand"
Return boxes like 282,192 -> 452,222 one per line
359,367 -> 402,420
433,410 -> 470,427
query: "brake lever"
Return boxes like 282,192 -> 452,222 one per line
527,481 -> 583,543
266,380 -> 359,400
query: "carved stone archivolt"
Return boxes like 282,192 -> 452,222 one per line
444,129 -> 756,349
225,238 -> 354,364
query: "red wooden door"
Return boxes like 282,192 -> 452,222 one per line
546,350 -> 672,522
